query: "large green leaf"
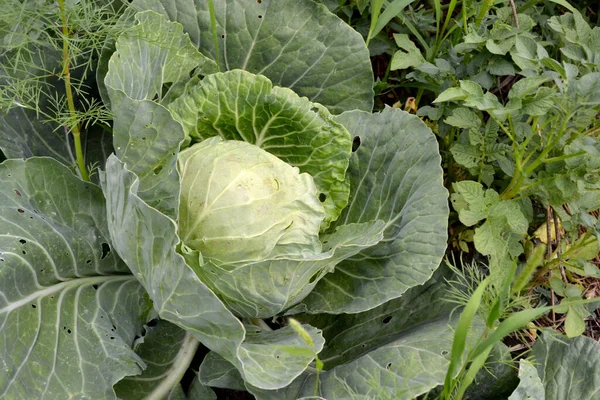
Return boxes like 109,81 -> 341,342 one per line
0,157 -> 148,399
199,351 -> 246,391
296,108 -> 449,313
1,45 -> 114,177
104,11 -> 205,218
531,331 -> 600,400
197,322 -> 326,394
0,47 -> 72,166
127,0 -> 374,114
169,70 -> 352,229
250,268 -> 478,399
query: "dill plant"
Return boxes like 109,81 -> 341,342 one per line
0,0 -> 126,180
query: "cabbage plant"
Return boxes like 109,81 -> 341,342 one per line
0,1 -> 456,398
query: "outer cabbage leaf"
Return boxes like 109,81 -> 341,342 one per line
185,221 -> 385,318
122,0 -> 374,114
0,107 -> 72,166
0,99 -> 115,182
508,360 -> 545,400
104,10 -> 217,103
295,108 -> 449,314
0,157 -> 148,399
0,49 -> 72,166
104,11 -> 212,218
1,42 -> 115,178
236,323 -> 325,390
531,331 -> 600,400
187,377 -> 217,400
246,268 -> 481,399
169,70 -> 352,229
199,351 -> 246,391
197,323 -> 325,393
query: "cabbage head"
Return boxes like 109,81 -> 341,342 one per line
178,137 -> 325,265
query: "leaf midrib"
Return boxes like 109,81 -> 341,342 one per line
0,274 -> 136,314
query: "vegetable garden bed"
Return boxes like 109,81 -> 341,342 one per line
0,0 -> 599,399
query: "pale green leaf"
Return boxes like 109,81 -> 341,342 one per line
252,269 -> 481,399
576,72 -> 600,105
486,37 -> 515,55
0,158 -> 147,399
199,352 -> 246,391
444,107 -> 481,129
474,220 -> 524,259
100,155 -> 245,371
488,201 -> 528,235
451,143 -> 481,168
104,11 -> 195,218
191,221 -> 385,318
104,11 -> 216,102
508,359 -> 545,400
508,77 -> 550,100
390,33 -> 425,70
236,324 -> 325,389
296,108 -> 448,313
487,58 -> 517,76
564,307 -> 586,338
433,87 -> 469,103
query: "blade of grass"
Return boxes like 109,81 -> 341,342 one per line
433,0 -> 442,37
487,260 -> 518,328
442,276 -> 490,398
512,244 -> 546,294
397,15 -> 430,56
367,0 -> 417,45
546,0 -> 577,13
440,0 -> 459,39
366,0 -> 385,47
454,345 -> 493,400
368,0 -> 385,43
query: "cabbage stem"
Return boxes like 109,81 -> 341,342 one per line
145,332 -> 200,399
